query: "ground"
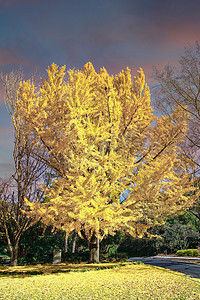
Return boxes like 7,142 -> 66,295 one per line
0,262 -> 200,299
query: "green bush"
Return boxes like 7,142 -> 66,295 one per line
176,249 -> 199,257
19,222 -> 66,264
109,252 -> 128,261
0,254 -> 11,265
62,252 -> 89,262
118,235 -> 157,257
100,252 -> 128,262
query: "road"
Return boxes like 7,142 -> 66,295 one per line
128,257 -> 200,279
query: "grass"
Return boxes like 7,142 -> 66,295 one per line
0,263 -> 200,299
0,262 -> 128,276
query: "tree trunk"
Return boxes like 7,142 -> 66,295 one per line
72,230 -> 77,253
10,243 -> 19,266
64,232 -> 68,253
4,224 -> 19,266
89,237 -> 100,263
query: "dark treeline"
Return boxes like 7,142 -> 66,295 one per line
1,210 -> 200,264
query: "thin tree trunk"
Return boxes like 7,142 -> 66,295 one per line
64,232 -> 68,253
89,237 -> 100,263
72,230 -> 77,253
3,222 -> 19,266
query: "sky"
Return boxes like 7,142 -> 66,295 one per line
0,0 -> 199,178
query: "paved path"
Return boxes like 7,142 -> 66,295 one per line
129,257 -> 200,279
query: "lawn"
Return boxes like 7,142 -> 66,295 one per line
0,263 -> 200,299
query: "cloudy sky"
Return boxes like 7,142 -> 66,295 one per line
0,0 -> 199,178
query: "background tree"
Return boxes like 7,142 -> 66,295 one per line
118,211 -> 200,257
152,214 -> 200,254
0,70 -> 49,266
152,42 -> 200,169
152,42 -> 200,222
17,62 -> 198,263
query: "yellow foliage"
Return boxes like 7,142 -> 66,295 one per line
17,63 -> 199,241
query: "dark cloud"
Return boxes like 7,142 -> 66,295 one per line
118,0 -> 200,49
119,0 -> 200,19
0,0 -> 198,75
0,0 -> 38,6
0,0 -> 199,178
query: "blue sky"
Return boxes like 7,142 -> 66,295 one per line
0,0 -> 199,178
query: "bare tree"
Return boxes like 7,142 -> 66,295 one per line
152,41 -> 200,220
152,41 -> 200,169
0,70 -> 49,266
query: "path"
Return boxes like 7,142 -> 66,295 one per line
128,257 -> 200,279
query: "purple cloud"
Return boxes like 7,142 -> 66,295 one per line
0,46 -> 35,67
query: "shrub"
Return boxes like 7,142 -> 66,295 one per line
0,254 -> 11,265
176,249 -> 199,257
100,252 -> 128,262
62,252 -> 89,262
118,235 -> 157,257
109,252 -> 128,261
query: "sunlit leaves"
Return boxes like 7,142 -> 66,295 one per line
17,62 -> 199,241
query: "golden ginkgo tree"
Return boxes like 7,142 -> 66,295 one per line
17,62 -> 198,262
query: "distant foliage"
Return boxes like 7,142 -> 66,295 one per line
176,249 -> 199,257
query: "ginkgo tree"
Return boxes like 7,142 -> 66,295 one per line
17,62 -> 198,263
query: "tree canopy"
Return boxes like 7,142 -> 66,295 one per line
17,62 -> 198,259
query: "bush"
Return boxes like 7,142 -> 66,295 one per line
118,235 -> 157,257
19,222 -> 66,264
176,249 -> 199,257
109,252 -> 128,261
0,254 -> 11,265
62,252 -> 89,262
100,252 -> 128,262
